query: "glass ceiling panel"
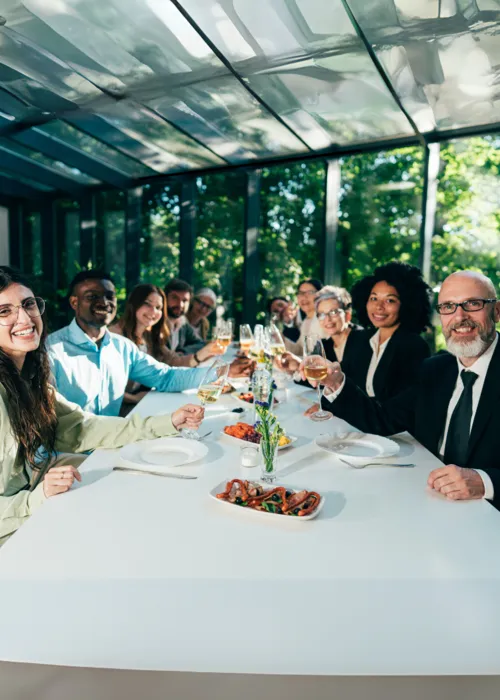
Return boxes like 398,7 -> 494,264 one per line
346,0 -> 500,133
0,167 -> 54,191
0,140 -> 101,185
179,0 -> 416,147
2,0 -> 308,163
38,121 -> 156,179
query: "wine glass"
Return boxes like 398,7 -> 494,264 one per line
239,324 -> 253,356
183,359 -> 230,440
303,335 -> 332,422
217,321 -> 232,352
268,322 -> 286,359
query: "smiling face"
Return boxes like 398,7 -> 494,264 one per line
167,289 -> 191,319
70,278 -> 117,332
136,292 -> 164,330
439,272 -> 499,359
0,283 -> 43,366
193,294 -> 215,320
297,283 -> 318,315
366,281 -> 401,329
317,298 -> 351,338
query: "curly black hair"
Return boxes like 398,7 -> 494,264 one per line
351,262 -> 433,333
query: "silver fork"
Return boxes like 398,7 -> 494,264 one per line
113,466 -> 198,479
338,457 -> 415,469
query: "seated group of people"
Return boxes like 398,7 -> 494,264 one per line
0,259 -> 498,547
272,262 -> 500,509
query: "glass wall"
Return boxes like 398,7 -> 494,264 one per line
141,182 -> 181,288
259,162 -> 326,317
431,136 -> 500,288
339,147 -> 424,289
194,172 -> 246,320
99,191 -> 126,293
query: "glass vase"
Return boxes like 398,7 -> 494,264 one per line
260,440 -> 279,483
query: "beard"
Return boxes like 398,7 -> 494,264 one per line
444,318 -> 496,358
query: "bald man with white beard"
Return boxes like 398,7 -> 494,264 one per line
306,271 -> 500,505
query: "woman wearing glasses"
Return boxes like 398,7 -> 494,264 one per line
347,261 -> 432,400
186,288 -> 217,341
284,278 -> 326,355
0,268 -> 204,545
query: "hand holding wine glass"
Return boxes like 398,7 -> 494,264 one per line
302,335 -> 332,422
183,359 -> 230,440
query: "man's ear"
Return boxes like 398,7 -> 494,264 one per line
494,301 -> 500,324
68,295 -> 78,312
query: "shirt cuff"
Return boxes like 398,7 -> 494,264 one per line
475,469 -> 495,500
323,375 -> 346,403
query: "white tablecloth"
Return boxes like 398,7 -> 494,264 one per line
1,382 -> 500,698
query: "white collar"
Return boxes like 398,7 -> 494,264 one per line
456,333 -> 498,379
369,329 -> 391,352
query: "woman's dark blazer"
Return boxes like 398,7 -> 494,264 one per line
336,326 -> 431,401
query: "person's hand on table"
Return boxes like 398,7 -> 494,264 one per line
277,351 -> 300,375
172,404 -> 205,431
43,465 -> 81,498
299,358 -> 344,391
304,403 -> 320,417
427,465 -> 485,500
229,357 -> 255,378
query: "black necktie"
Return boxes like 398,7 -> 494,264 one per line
443,370 -> 478,466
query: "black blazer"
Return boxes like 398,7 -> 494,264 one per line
322,325 -> 364,364
324,335 -> 500,506
338,327 -> 431,401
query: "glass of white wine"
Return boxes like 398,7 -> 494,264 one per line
183,359 -> 230,440
303,335 -> 332,422
268,322 -> 286,359
216,321 -> 232,353
239,324 -> 253,356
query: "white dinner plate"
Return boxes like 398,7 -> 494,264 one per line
315,432 -> 399,466
209,479 -> 324,521
220,429 -> 297,451
118,437 -> 208,471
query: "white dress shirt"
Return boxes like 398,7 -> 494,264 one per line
438,334 -> 498,500
325,334 -> 498,501
365,330 -> 390,397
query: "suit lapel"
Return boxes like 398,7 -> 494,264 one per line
467,339 -> 500,460
426,356 -> 458,455
373,330 -> 399,397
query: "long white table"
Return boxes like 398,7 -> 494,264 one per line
1,382 -> 500,699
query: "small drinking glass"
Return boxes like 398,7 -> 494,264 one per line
303,335 -> 332,422
183,359 -> 230,440
239,324 -> 253,356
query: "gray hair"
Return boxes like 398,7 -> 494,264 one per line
315,285 -> 352,312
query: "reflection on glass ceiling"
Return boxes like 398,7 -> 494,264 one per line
0,0 -> 498,195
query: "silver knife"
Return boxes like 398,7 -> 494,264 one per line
113,466 -> 198,480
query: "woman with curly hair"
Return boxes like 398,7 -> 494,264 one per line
344,261 -> 433,400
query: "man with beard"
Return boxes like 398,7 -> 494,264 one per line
47,271 -> 252,416
303,271 -> 500,505
164,279 -> 205,354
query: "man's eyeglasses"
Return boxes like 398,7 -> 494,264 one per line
436,298 -> 497,315
195,297 -> 215,312
317,309 -> 345,321
0,297 -> 45,326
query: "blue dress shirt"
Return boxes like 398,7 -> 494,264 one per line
47,319 -> 207,416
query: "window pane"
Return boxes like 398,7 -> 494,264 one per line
431,136 -> 500,287
259,162 -> 326,316
339,147 -> 424,289
1,141 -> 101,185
194,172 -> 246,319
99,191 -> 126,292
141,183 -> 181,286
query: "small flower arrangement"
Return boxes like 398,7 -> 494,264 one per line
254,403 -> 284,480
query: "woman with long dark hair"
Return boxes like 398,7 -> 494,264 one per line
345,261 -> 433,400
0,268 -> 204,545
110,284 -> 222,411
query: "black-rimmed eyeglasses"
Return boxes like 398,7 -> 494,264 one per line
436,298 -> 497,315
195,297 -> 215,312
0,297 -> 46,326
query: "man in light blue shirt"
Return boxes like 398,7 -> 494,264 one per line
48,271 -> 252,416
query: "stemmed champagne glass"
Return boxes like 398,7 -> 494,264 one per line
239,324 -> 253,356
268,322 -> 286,359
183,359 -> 230,440
216,321 -> 232,352
303,335 -> 332,422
